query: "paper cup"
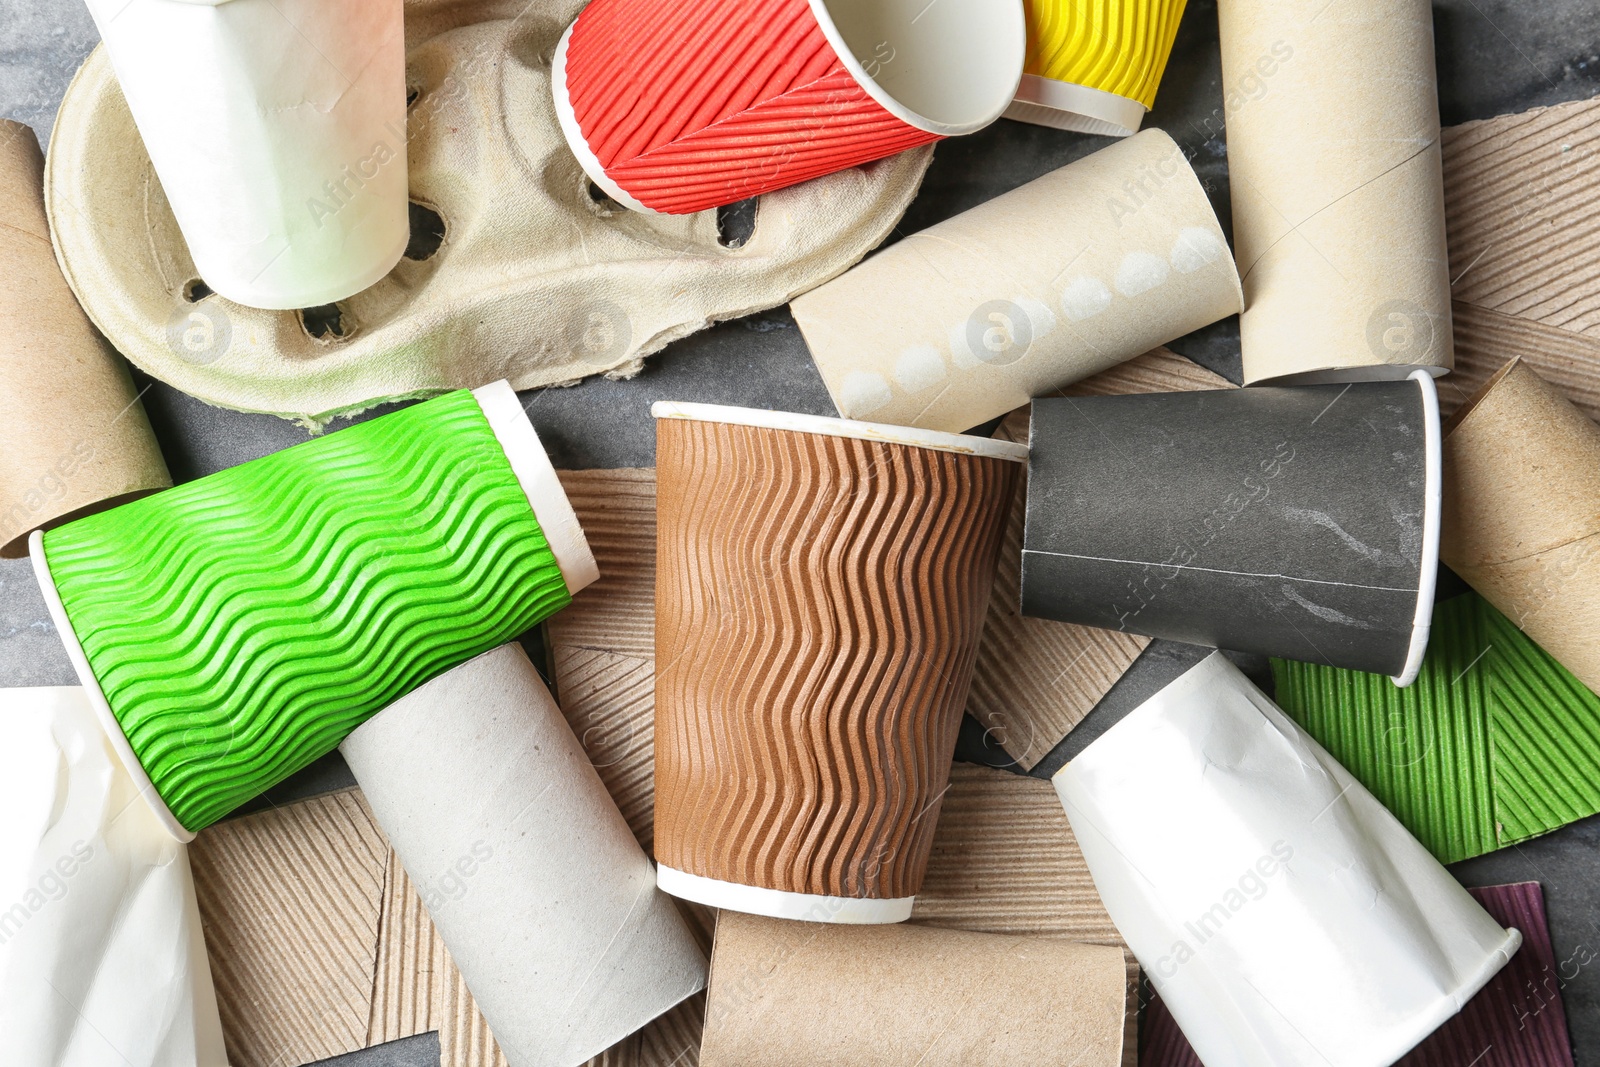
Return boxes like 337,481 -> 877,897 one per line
0,687 -> 226,1066
1005,0 -> 1190,136
340,644 -> 706,1067
791,129 -> 1242,434
1054,652 -> 1520,1067
1220,0 -> 1452,384
553,0 -> 1024,215
0,119 -> 169,558
32,381 -> 597,840
1442,358 -> 1600,697
1022,371 -> 1442,683
651,402 -> 1023,922
700,914 -> 1126,1066
81,0 -> 410,309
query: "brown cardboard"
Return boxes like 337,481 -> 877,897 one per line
1442,359 -> 1600,695
1443,97 -> 1600,336
792,129 -> 1241,432
0,118 -> 168,557
698,914 -> 1126,1067
1221,0 -> 1453,384
966,348 -> 1230,769
1442,301 -> 1600,424
652,414 -> 1017,907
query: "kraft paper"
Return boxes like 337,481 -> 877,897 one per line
966,346 -> 1229,769
1221,0 -> 1453,384
0,687 -> 225,1067
700,914 -> 1126,1067
0,120 -> 168,558
340,643 -> 707,1067
1057,652 -> 1519,1067
1442,359 -> 1600,695
48,0 -> 930,425
793,128 -> 1241,432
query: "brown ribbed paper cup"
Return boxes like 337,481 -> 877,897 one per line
651,402 -> 1023,923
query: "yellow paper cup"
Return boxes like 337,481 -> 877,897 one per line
1006,0 -> 1188,136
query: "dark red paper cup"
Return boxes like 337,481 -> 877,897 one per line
553,0 -> 1024,215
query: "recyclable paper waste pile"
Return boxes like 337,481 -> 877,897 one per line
2,0 -> 1593,1064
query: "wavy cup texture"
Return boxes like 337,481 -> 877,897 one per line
1023,0 -> 1187,105
43,390 -> 571,832
654,417 -> 1016,900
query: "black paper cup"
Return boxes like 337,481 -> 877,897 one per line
1021,371 -> 1441,684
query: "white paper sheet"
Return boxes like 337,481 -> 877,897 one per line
82,0 -> 410,309
0,687 -> 226,1067
341,643 -> 707,1067
1054,652 -> 1519,1067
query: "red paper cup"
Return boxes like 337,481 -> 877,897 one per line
553,0 -> 1025,215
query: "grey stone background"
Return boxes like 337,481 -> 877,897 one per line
3,0 -> 1599,1063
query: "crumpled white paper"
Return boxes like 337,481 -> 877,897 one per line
0,687 -> 226,1067
1054,652 -> 1519,1067
80,0 -> 410,308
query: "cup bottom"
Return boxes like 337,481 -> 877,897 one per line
655,865 -> 914,924
1005,75 -> 1146,137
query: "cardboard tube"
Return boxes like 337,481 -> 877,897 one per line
792,128 -> 1241,433
339,644 -> 706,1067
651,403 -> 1021,921
0,687 -> 226,1066
1220,0 -> 1453,384
82,0 -> 409,308
700,913 -> 1126,1067
1021,373 -> 1442,683
0,120 -> 169,558
33,382 -> 595,838
1054,652 -> 1519,1067
1441,358 -> 1600,696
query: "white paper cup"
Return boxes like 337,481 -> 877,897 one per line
81,0 -> 410,309
1053,652 -> 1520,1067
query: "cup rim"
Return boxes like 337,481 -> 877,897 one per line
651,401 -> 1028,462
1393,368 -> 1442,688
806,0 -> 1025,136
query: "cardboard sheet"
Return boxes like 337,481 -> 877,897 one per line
1274,592 -> 1600,864
0,119 -> 168,558
1057,652 -> 1518,1067
1140,881 -> 1575,1067
1441,359 -> 1600,695
1221,0 -> 1453,384
793,128 -> 1240,432
965,347 -> 1229,769
0,687 -> 225,1067
699,915 -> 1126,1066
340,644 -> 707,1067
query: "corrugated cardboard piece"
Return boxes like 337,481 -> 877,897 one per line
0,119 -> 169,558
1441,359 -> 1600,696
793,129 -> 1241,433
699,914 -> 1126,1066
1139,881 -> 1574,1067
967,347 -> 1230,769
1221,0 -> 1453,384
1273,592 -> 1600,864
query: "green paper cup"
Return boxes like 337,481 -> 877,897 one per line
31,381 -> 596,840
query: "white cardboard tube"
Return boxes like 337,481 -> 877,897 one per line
339,644 -> 707,1067
0,687 -> 226,1066
1053,653 -> 1519,1067
82,0 -> 410,309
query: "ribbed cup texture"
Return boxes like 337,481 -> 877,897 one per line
1273,592 -> 1600,864
654,418 -> 1016,900
1022,0 -> 1187,106
564,0 -> 939,214
43,390 -> 571,833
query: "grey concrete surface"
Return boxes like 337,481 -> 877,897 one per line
3,1 -> 1598,1064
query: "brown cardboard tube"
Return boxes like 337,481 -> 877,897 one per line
792,129 -> 1241,433
1442,358 -> 1600,695
699,913 -> 1126,1067
0,120 -> 168,557
1220,0 -> 1453,385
